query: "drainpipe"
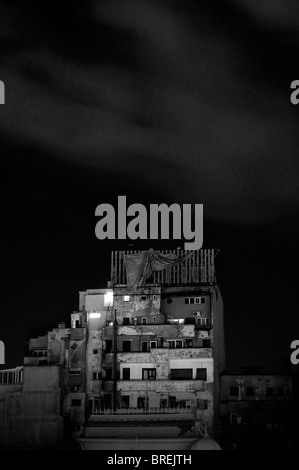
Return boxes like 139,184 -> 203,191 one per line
113,309 -> 118,412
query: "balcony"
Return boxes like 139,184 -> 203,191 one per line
118,379 -> 205,393
89,406 -> 195,422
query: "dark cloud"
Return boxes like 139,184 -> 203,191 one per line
1,1 -> 299,370
1,0 -> 299,226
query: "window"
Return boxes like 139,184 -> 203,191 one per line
75,320 -> 80,328
185,298 -> 189,304
266,387 -> 274,397
142,368 -> 156,380
167,340 -> 183,349
167,298 -> 172,304
203,400 -> 209,410
277,388 -> 284,397
150,341 -> 157,349
71,399 -> 81,407
69,370 -> 81,386
185,317 -> 195,324
195,297 -> 200,304
142,317 -> 147,325
123,295 -> 130,301
153,295 -> 157,300
93,349 -> 98,354
140,295 -> 147,301
105,340 -> 112,353
245,386 -> 255,397
121,396 -> 130,408
141,341 -> 148,352
105,369 -> 112,380
160,399 -> 167,408
202,339 -> 211,348
169,396 -> 176,408
137,397 -> 148,409
198,317 -> 211,326
92,372 -> 101,381
196,368 -> 207,381
122,340 -> 131,352
185,339 -> 193,348
170,369 -> 192,380
230,413 -> 237,424
123,368 -> 130,380
122,317 -> 130,325
190,298 -> 194,304
153,317 -> 156,322
230,386 -> 239,397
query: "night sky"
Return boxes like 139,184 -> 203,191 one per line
1,0 -> 299,372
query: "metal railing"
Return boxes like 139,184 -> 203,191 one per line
92,406 -> 194,416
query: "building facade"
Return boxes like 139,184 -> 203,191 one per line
1,248 -> 226,447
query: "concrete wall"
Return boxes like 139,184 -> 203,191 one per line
0,365 -> 63,449
220,375 -> 292,401
114,286 -> 162,321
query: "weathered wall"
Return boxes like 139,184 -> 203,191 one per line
162,293 -> 210,320
0,366 -> 63,449
220,375 -> 292,401
114,286 -> 162,321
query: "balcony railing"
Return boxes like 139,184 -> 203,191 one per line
92,406 -> 194,416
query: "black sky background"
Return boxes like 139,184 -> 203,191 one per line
1,0 -> 299,372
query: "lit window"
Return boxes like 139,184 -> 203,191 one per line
89,312 -> 101,319
104,291 -> 113,307
123,295 -> 130,301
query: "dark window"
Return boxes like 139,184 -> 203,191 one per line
167,298 -> 172,304
123,368 -> 130,380
153,317 -> 156,322
142,369 -> 156,380
150,341 -> 157,349
196,368 -> 207,381
122,317 -> 130,325
185,339 -> 193,348
169,396 -> 176,408
185,317 -> 195,324
140,295 -> 147,301
160,399 -> 167,408
230,386 -> 239,396
142,317 -> 147,325
123,340 -> 131,352
266,387 -> 274,397
71,399 -> 81,407
105,340 -> 112,353
202,339 -> 211,348
245,386 -> 255,397
170,369 -> 193,380
92,372 -> 101,380
105,369 -> 112,380
141,341 -> 148,352
122,396 -> 130,408
69,370 -> 81,386
137,397 -> 146,409
75,320 -> 80,328
93,349 -> 98,354
190,298 -> 195,304
185,298 -> 189,304
204,400 -> 208,410
277,388 -> 284,397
